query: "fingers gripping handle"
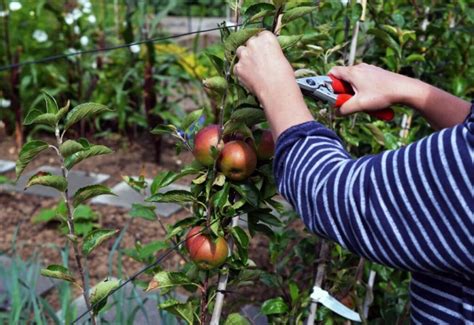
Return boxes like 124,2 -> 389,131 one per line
328,74 -> 394,121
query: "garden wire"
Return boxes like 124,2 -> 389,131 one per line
71,216 -> 223,324
0,24 -> 243,72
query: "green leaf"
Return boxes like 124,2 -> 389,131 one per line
405,53 -> 425,63
150,124 -> 178,136
224,28 -> 263,60
32,208 -> 57,223
203,77 -> 227,92
146,271 -> 198,294
212,182 -> 230,208
289,282 -> 299,304
23,108 -> 58,126
146,190 -> 195,204
229,108 -> 266,126
182,109 -> 204,131
89,279 -> 120,315
59,140 -> 84,158
64,102 -> 111,131
365,124 -> 385,145
245,3 -> 275,23
367,28 -> 401,57
82,229 -> 119,256
150,169 -> 199,194
224,313 -> 251,325
25,172 -> 67,192
73,184 -> 115,207
231,183 -> 259,207
249,212 -> 282,227
231,226 -> 249,262
282,6 -> 316,24
129,204 -> 156,221
16,140 -> 50,179
64,145 -> 112,170
123,240 -> 169,262
277,35 -> 303,51
159,298 -> 194,325
42,91 -> 59,114
261,297 -> 289,315
40,265 -> 76,284
56,100 -> 70,123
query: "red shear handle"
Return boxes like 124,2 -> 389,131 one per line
329,74 -> 394,122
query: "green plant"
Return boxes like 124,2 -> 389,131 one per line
16,94 -> 119,323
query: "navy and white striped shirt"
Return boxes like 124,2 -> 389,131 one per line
273,105 -> 473,323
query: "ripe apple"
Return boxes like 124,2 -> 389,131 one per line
185,226 -> 229,270
193,124 -> 223,166
218,140 -> 257,181
253,129 -> 274,160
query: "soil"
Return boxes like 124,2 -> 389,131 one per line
0,134 -> 293,316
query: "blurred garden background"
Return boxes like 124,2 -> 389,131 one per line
0,0 -> 472,324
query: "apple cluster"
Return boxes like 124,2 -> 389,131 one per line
192,124 -> 275,181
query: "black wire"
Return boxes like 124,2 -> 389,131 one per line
0,24 -> 241,72
71,217 -> 223,324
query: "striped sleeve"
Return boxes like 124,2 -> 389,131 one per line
273,108 -> 473,277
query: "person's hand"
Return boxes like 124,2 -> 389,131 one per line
233,31 -> 314,138
328,63 -> 412,116
329,63 -> 471,129
233,31 -> 295,101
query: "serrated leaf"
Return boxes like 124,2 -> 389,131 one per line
229,108 -> 266,126
16,140 -> 50,179
231,226 -> 249,262
367,28 -> 401,57
282,6 -> 317,24
82,229 -> 119,255
159,299 -> 194,325
146,271 -> 198,294
24,112 -> 57,127
64,102 -> 111,131
64,145 -> 112,170
249,212 -> 282,227
146,190 -> 195,204
129,204 -> 156,221
25,173 -> 67,192
225,28 -> 263,60
73,184 -> 115,207
89,279 -> 120,315
224,313 -> 251,325
213,182 -> 230,208
261,297 -> 289,315
41,265 -> 76,283
278,35 -> 303,50
59,140 -> 84,158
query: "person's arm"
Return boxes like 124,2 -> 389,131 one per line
328,64 -> 471,130
234,31 -> 474,275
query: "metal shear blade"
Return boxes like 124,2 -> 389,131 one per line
296,76 -> 337,105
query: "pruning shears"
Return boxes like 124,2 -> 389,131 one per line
296,75 -> 394,121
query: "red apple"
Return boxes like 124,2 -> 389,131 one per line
218,140 -> 257,181
193,124 -> 223,166
185,226 -> 229,270
254,129 -> 274,161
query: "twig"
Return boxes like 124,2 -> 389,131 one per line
54,126 -> 96,325
362,270 -> 376,319
210,215 -> 239,325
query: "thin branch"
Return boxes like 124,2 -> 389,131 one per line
307,241 -> 330,324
